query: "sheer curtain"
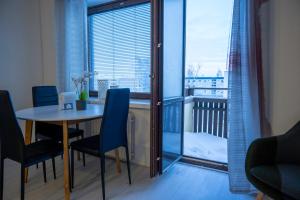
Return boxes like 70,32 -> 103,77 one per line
55,0 -> 87,92
227,0 -> 270,193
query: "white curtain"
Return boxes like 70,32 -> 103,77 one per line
227,0 -> 267,193
55,0 -> 88,93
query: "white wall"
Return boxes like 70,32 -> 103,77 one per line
0,0 -> 44,109
0,0 -> 57,109
184,99 -> 193,132
262,0 -> 300,135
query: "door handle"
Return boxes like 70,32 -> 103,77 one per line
156,101 -> 161,106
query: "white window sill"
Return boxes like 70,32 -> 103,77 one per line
88,97 -> 150,110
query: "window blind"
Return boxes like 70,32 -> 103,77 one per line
88,3 -> 151,93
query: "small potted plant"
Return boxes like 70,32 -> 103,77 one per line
72,72 -> 96,110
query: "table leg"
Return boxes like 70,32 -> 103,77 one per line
256,192 -> 264,200
63,121 -> 70,200
114,149 -> 121,174
24,120 -> 33,183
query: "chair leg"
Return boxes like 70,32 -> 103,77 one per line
52,158 -> 56,179
71,149 -> 74,189
76,137 -> 81,161
0,158 -> 4,200
21,165 -> 25,200
100,157 -> 105,200
42,161 -> 47,183
35,136 -> 39,169
82,134 -> 86,167
125,146 -> 132,185
82,152 -> 86,167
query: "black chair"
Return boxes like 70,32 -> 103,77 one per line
70,88 -> 131,200
0,91 -> 63,200
32,86 -> 86,169
245,121 -> 300,200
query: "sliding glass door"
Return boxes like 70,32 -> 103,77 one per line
159,0 -> 185,173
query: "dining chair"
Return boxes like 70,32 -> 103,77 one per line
0,90 -> 63,200
70,88 -> 131,200
32,86 -> 86,172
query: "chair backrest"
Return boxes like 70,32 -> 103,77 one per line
99,88 -> 130,153
32,86 -> 59,134
0,91 -> 25,162
32,86 -> 58,107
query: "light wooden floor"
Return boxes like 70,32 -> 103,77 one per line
3,155 -> 254,200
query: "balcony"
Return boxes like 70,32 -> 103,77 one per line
184,90 -> 228,163
163,87 -> 228,164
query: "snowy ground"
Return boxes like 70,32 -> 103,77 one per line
164,132 -> 227,163
184,132 -> 227,163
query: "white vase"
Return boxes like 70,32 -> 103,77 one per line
97,79 -> 109,103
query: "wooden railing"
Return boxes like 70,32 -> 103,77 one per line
163,97 -> 183,133
161,95 -> 228,139
193,97 -> 228,138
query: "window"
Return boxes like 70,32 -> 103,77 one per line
88,1 -> 151,97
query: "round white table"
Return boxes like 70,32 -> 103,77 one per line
16,104 -> 121,200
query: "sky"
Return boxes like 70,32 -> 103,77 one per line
185,0 -> 234,77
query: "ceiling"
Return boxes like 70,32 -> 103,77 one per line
86,0 -> 114,7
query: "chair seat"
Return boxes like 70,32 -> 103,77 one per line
70,135 -> 100,156
251,164 -> 300,200
24,140 -> 63,167
37,127 -> 84,141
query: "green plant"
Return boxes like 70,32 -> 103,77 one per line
79,90 -> 88,101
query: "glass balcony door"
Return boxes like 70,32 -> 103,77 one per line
159,0 -> 185,173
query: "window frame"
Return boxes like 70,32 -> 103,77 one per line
88,0 -> 151,99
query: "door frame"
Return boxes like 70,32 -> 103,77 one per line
150,0 -> 162,177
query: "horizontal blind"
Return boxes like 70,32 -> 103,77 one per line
88,3 -> 151,93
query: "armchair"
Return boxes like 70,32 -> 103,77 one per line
245,121 -> 300,200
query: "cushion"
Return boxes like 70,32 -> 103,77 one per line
36,124 -> 84,141
251,164 -> 300,199
70,135 -> 100,156
25,140 -> 63,166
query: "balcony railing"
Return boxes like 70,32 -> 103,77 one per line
163,88 -> 228,139
192,97 -> 228,139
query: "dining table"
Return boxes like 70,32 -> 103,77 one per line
16,104 -> 122,200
